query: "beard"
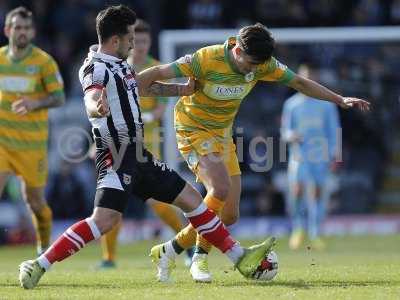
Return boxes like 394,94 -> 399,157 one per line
116,45 -> 132,60
116,48 -> 127,60
15,36 -> 30,49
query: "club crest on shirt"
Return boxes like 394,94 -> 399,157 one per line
122,74 -> 137,91
26,65 -> 39,75
244,72 -> 254,82
123,173 -> 132,185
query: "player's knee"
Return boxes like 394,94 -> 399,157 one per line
172,183 -> 203,213
210,179 -> 231,200
91,210 -> 121,234
96,217 -> 120,234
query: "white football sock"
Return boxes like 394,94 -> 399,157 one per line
164,240 -> 178,259
225,242 -> 244,264
37,254 -> 51,271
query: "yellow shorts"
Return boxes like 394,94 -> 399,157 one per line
176,130 -> 241,178
0,146 -> 48,187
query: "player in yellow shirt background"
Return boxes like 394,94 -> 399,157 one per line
0,7 -> 65,255
140,23 -> 370,282
97,19 -> 193,269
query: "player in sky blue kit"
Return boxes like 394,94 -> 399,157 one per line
281,63 -> 340,250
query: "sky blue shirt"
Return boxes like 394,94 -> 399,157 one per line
281,93 -> 340,165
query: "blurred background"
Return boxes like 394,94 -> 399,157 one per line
1,0 -> 400,245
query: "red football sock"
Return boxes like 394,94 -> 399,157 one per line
184,203 -> 235,253
40,218 -> 101,267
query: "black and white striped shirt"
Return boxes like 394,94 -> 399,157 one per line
79,45 -> 143,148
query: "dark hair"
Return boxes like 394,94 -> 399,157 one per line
134,19 -> 151,34
5,6 -> 33,27
237,23 -> 275,63
96,5 -> 137,43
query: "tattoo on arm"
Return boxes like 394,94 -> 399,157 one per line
34,92 -> 66,110
146,82 -> 183,97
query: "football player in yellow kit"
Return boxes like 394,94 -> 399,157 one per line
97,19 -> 193,269
142,23 -> 370,282
0,7 -> 65,255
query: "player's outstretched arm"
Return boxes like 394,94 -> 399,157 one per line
136,63 -> 195,97
286,74 -> 370,111
142,78 -> 195,97
137,63 -> 178,85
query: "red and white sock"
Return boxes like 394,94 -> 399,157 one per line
37,218 -> 101,270
184,202 -> 242,261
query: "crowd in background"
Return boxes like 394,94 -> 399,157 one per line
0,0 -> 399,222
1,0 -> 400,93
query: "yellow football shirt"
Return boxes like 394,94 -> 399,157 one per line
171,36 -> 295,138
0,44 -> 64,151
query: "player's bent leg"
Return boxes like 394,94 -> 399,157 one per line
191,176 -> 242,282
19,187 -> 125,289
150,184 -> 203,282
148,199 -> 194,267
151,183 -> 276,281
220,175 -> 241,226
19,207 -> 120,289
197,152 -> 231,201
190,154 -> 231,282
194,176 -> 241,254
22,185 -> 53,255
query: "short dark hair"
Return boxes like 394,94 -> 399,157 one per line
237,23 -> 275,64
96,5 -> 137,43
5,6 -> 33,27
134,19 -> 151,34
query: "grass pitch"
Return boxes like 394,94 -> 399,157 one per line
0,235 -> 399,300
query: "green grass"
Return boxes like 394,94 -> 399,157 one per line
1,235 -> 399,299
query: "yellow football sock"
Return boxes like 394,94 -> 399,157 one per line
175,224 -> 197,250
31,204 -> 52,254
150,201 -> 184,233
196,194 -> 225,253
101,221 -> 122,262
204,194 -> 225,214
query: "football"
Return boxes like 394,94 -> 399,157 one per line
252,251 -> 278,281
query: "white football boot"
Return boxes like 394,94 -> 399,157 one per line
149,243 -> 176,282
190,253 -> 212,283
19,260 -> 45,289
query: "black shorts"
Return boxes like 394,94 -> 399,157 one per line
94,142 -> 186,213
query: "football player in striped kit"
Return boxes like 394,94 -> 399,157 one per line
141,23 -> 370,282
97,18 -> 193,269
